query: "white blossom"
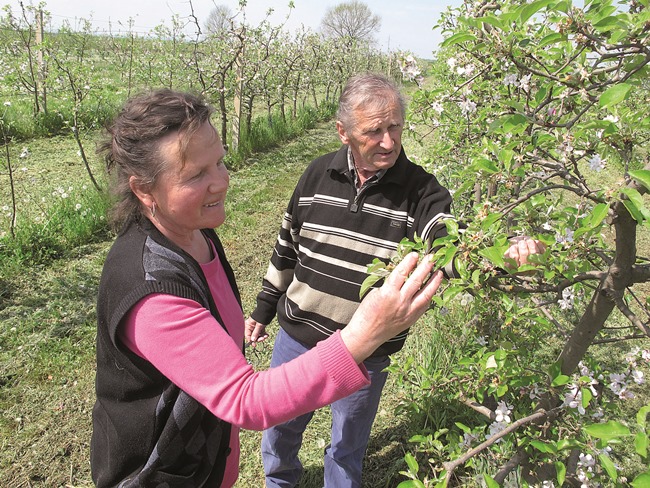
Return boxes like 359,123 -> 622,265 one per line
563,384 -> 586,415
519,74 -> 532,92
588,154 -> 606,172
631,369 -> 644,385
556,228 -> 574,245
3,101 -> 11,107
578,452 -> 596,470
558,287 -> 575,310
503,73 -> 518,86
430,100 -> 444,114
495,401 -> 513,423
486,420 -> 508,442
458,98 -> 477,115
460,432 -> 479,448
609,372 -> 634,399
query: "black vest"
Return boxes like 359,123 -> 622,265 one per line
91,217 -> 241,487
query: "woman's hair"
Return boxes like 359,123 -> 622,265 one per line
99,89 -> 214,228
336,73 -> 406,131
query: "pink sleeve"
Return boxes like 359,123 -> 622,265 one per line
120,294 -> 370,430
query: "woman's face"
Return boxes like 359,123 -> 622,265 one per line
149,121 -> 229,241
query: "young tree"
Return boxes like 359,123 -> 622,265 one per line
320,0 -> 381,47
388,0 -> 650,486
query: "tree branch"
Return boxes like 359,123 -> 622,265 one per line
443,407 -> 564,485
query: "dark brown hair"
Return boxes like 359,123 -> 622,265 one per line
99,89 -> 214,228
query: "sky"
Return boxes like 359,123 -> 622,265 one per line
5,0 -> 463,59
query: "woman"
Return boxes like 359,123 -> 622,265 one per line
91,89 -> 442,488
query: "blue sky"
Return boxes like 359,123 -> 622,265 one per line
7,0 -> 463,58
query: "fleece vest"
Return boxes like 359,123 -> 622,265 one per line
91,217 -> 241,488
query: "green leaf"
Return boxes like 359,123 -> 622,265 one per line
455,422 -> 471,433
631,472 -> 650,488
397,480 -> 426,488
629,170 -> 650,191
530,440 -> 557,454
538,32 -> 564,48
551,374 -> 570,387
622,195 -> 648,224
480,212 -> 503,232
584,420 -> 632,440
441,32 -> 477,48
484,474 -> 500,488
635,431 -> 648,458
404,452 -> 419,472
599,83 -> 632,109
520,0 -> 556,23
583,203 -> 609,229
581,387 -> 593,409
473,157 -> 500,174
593,16 -> 622,32
555,461 -> 566,486
499,113 -> 529,135
359,274 -> 382,299
478,245 -> 507,269
599,453 -> 618,481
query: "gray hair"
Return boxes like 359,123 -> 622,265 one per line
336,73 -> 406,130
99,89 -> 214,229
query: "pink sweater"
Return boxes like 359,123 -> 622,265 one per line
119,249 -> 369,487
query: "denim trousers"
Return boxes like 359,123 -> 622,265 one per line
262,327 -> 391,488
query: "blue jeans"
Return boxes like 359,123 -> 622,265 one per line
262,328 -> 390,488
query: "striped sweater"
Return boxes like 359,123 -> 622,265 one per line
250,145 -> 454,356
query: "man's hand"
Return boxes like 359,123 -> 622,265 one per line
504,236 -> 546,268
245,317 -> 269,345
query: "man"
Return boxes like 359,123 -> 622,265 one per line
245,73 -> 542,487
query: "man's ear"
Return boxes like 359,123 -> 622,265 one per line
336,121 -> 349,145
129,176 -> 154,208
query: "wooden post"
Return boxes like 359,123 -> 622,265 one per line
231,31 -> 245,151
35,8 -> 47,114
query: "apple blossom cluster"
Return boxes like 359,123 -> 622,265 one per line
576,452 -> 599,488
482,401 -> 514,444
398,54 -> 423,86
563,353 -> 647,419
557,287 -> 575,310
503,73 -> 532,92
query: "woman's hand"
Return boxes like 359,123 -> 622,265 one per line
341,252 -> 443,363
244,317 -> 269,345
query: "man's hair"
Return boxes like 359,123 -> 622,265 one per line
336,73 -> 406,130
99,89 -> 214,228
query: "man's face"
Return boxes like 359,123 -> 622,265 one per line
336,99 -> 403,174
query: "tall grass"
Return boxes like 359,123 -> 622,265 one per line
0,185 -> 111,278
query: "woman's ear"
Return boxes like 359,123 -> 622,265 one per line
129,176 -> 154,209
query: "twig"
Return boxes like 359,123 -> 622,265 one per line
614,295 -> 650,337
